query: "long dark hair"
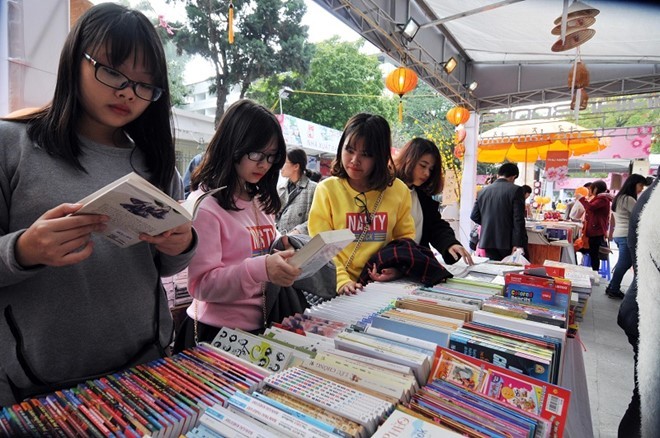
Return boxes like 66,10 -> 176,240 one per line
612,173 -> 647,212
5,3 -> 174,190
395,137 -> 443,196
192,100 -> 286,214
331,113 -> 395,191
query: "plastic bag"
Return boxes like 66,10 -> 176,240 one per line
500,248 -> 530,265
469,225 -> 480,251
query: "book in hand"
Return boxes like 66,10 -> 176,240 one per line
74,172 -> 224,248
288,229 -> 355,279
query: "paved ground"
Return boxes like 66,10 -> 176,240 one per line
579,248 -> 635,438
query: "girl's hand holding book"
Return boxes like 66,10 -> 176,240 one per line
139,222 -> 194,256
16,203 -> 109,268
266,249 -> 301,286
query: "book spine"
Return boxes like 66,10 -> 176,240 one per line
2,406 -> 30,436
92,378 -> 153,437
29,398 -> 68,438
203,404 -> 275,438
44,395 -> 88,437
228,392 -> 341,438
19,401 -> 50,435
103,375 -> 162,436
252,391 -> 352,438
56,390 -> 106,438
82,382 -> 140,437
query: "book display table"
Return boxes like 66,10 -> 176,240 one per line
563,333 -> 594,438
526,221 -> 581,265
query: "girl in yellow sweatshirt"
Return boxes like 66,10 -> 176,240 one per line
308,113 -> 415,294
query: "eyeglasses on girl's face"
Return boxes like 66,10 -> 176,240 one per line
246,151 -> 280,164
83,53 -> 163,102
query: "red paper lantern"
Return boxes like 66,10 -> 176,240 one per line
454,143 -> 465,159
446,106 -> 470,126
385,67 -> 418,122
581,162 -> 591,171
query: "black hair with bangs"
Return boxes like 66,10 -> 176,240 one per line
19,3 -> 175,190
331,113 -> 395,192
191,100 -> 286,214
395,137 -> 443,196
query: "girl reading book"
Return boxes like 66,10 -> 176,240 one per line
394,138 -> 473,266
173,100 -> 301,351
0,4 -> 194,405
307,113 -> 415,295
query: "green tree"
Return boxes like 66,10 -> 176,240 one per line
249,38 -> 395,130
565,96 -> 660,153
170,0 -> 313,126
131,0 -> 190,106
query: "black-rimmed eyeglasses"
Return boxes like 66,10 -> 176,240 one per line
354,192 -> 370,221
83,53 -> 163,102
246,151 -> 280,164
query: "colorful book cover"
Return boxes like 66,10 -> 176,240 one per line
449,330 -> 553,382
431,347 -> 570,438
372,408 -> 464,437
504,272 -> 572,311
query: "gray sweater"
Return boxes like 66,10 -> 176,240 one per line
0,121 -> 194,405
612,194 -> 636,238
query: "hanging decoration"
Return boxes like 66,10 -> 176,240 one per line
385,67 -> 418,122
446,106 -> 470,162
228,1 -> 235,44
568,60 -> 590,111
453,143 -> 465,159
581,162 -> 591,173
446,106 -> 471,126
552,1 -> 599,121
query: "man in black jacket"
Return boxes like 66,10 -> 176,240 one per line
470,163 -> 528,261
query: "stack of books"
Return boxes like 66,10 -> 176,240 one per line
0,345 -> 268,436
543,260 -> 594,324
262,367 -> 394,436
419,346 -> 571,438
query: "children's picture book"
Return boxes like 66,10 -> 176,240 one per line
288,229 -> 355,279
372,408 -> 464,437
74,172 -> 223,248
504,272 -> 572,313
429,346 -> 571,438
210,328 -> 294,373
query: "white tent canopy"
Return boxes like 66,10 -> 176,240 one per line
312,0 -> 660,111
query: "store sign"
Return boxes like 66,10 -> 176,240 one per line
544,151 -> 569,182
276,114 -> 342,155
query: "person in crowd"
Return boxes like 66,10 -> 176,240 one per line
569,182 -> 592,221
183,152 -> 204,198
606,174 -> 649,299
308,113 -> 415,295
308,170 -> 323,183
576,180 -> 611,272
276,148 -> 318,235
470,163 -> 527,261
635,175 -> 660,438
617,174 -> 657,438
521,184 -> 532,218
564,198 -> 576,221
173,100 -> 301,351
0,3 -> 195,405
394,138 -> 472,265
